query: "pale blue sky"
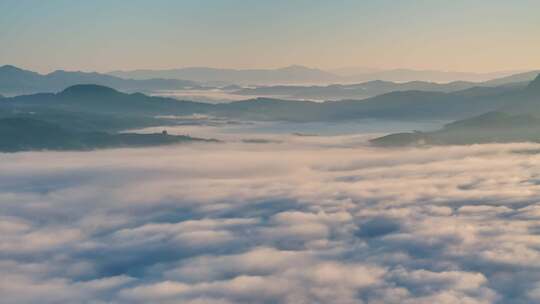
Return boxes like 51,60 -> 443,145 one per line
1,0 -> 539,73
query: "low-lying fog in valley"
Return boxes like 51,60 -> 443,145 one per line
3,120 -> 540,303
150,89 -> 251,104
129,117 -> 445,139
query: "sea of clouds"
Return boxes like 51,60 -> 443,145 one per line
2,129 -> 540,303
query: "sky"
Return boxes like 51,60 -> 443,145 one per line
0,0 -> 539,73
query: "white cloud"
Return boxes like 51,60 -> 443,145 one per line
2,137 -> 540,302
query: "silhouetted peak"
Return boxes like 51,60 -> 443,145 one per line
527,73 -> 540,91
363,80 -> 393,85
0,65 -> 34,74
48,70 -> 100,77
48,70 -> 69,75
280,65 -> 320,72
283,65 -> 309,70
59,84 -> 121,97
0,65 -> 22,71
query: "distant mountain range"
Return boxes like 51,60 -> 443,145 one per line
371,112 -> 540,147
0,83 -> 218,152
109,65 -> 338,85
0,117 -> 211,152
3,74 -> 538,123
0,65 -> 200,96
3,65 -> 539,103
371,74 -> 540,146
332,68 -> 525,83
3,84 -> 213,117
482,70 -> 540,86
2,70 -> 540,151
110,65 -> 535,85
233,79 -> 529,101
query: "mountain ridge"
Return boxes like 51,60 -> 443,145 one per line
370,75 -> 540,147
527,74 -> 540,91
2,74 -> 540,150
109,65 -> 338,85
0,65 -> 200,96
0,117 -> 213,152
110,66 -> 535,84
2,75 -> 536,122
232,79 -> 526,101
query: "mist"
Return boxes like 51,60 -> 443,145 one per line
2,123 -> 540,303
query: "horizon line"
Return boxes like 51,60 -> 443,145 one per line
1,63 -> 537,76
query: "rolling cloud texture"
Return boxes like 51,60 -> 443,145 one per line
2,134 -> 540,303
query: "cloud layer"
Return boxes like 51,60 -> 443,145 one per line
2,136 -> 540,303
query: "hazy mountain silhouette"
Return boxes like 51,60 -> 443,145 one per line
527,73 -> 540,91
4,65 -> 536,101
338,68 -> 524,83
0,81 -> 530,122
109,65 -> 340,85
233,79 -> 527,101
497,74 -> 540,115
110,65 -> 534,85
0,65 -> 200,96
2,74 -> 540,151
482,70 -> 540,86
1,74 -> 538,127
371,112 -> 540,146
5,84 -> 213,116
371,75 -> 540,146
0,117 -> 212,152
